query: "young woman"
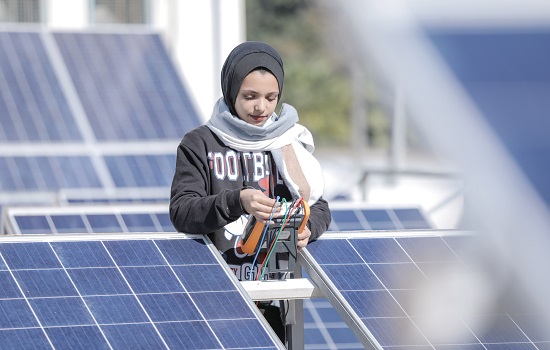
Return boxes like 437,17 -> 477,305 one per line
169,41 -> 331,342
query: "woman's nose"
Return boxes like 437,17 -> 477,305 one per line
255,100 -> 265,112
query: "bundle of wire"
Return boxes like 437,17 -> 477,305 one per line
249,197 -> 305,281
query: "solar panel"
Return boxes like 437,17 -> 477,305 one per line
0,32 -> 81,142
303,280 -> 363,349
329,206 -> 432,231
53,32 -> 201,141
0,233 -> 283,349
104,154 -> 176,188
0,153 -> 177,192
302,231 -> 550,349
65,197 -> 168,204
1,29 -> 200,204
0,156 -> 102,191
302,206 -> 433,349
4,205 -> 175,235
6,204 -> 430,236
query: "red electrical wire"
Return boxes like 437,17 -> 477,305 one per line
256,198 -> 304,281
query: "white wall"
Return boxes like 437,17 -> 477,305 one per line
168,0 -> 245,120
45,0 -> 245,121
47,0 -> 88,29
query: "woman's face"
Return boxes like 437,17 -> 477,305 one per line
234,70 -> 279,126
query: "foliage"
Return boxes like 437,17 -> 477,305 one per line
246,0 -> 352,147
245,0 -> 398,150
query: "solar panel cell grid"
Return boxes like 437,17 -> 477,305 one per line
120,213 -> 157,232
330,210 -> 365,230
50,214 -> 88,234
14,215 -> 52,234
104,154 -> 176,188
0,32 -> 81,142
392,208 -> 432,229
9,210 -> 178,235
54,32 -> 201,141
0,236 -> 282,349
0,156 -> 102,191
329,207 -> 431,231
154,213 -> 175,232
360,209 -> 396,230
304,234 -> 550,349
85,214 -> 122,233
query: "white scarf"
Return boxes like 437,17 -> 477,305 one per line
207,98 -> 324,205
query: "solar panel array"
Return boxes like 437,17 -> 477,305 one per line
302,232 -> 550,349
3,205 -> 431,236
0,234 -> 283,349
0,27 -> 441,350
2,203 -> 433,348
0,29 -> 200,198
3,205 -> 174,235
2,203 -> 433,349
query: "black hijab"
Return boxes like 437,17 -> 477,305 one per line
221,41 -> 284,116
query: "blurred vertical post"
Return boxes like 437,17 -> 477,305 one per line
390,86 -> 406,174
350,62 -> 368,155
211,0 -> 222,104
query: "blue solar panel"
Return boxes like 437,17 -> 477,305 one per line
104,154 -> 176,187
303,233 -> 550,349
329,207 -> 432,231
425,27 -> 550,208
50,214 -> 87,233
392,208 -> 432,229
0,32 -> 81,142
0,235 -> 282,349
0,153 -> 177,192
0,30 -> 198,198
15,216 -> 53,235
85,214 -> 122,233
155,213 -> 175,232
298,206 -> 434,349
304,298 -> 363,349
8,207 -> 176,235
330,209 -> 367,230
360,209 -> 396,230
121,213 -> 158,232
0,156 -> 102,191
54,32 -> 201,141
65,196 -> 169,204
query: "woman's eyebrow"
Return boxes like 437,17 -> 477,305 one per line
240,89 -> 278,96
239,89 -> 258,94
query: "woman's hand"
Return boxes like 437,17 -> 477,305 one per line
297,226 -> 311,252
240,188 -> 279,222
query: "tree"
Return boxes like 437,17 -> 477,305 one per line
246,0 -> 352,147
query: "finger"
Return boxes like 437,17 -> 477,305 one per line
249,202 -> 277,216
297,231 -> 311,240
297,238 -> 309,252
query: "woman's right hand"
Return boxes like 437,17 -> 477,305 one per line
240,188 -> 279,223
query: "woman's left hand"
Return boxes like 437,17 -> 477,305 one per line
297,226 -> 311,252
